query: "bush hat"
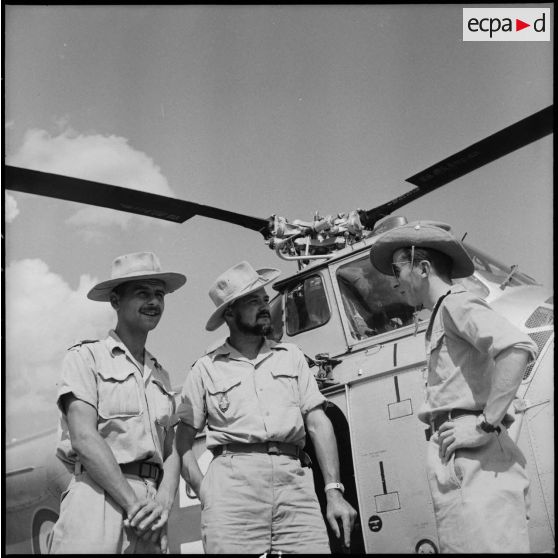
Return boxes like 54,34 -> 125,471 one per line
370,220 -> 474,279
87,252 -> 187,301
206,261 -> 281,331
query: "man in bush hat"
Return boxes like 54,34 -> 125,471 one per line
173,260 -> 357,554
370,221 -> 537,553
49,252 -> 186,554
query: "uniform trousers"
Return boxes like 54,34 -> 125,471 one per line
426,416 -> 530,553
200,451 -> 331,554
48,470 -> 160,554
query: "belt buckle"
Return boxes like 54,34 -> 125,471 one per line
267,442 -> 280,455
139,462 -> 153,479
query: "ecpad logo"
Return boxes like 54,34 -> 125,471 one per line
463,8 -> 550,41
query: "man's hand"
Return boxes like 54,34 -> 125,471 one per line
124,498 -> 170,552
125,498 -> 167,535
325,489 -> 358,549
435,417 -> 492,462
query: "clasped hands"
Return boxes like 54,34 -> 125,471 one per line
124,498 -> 169,553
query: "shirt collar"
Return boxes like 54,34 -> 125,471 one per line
449,282 -> 468,295
107,329 -> 126,356
208,337 -> 288,362
106,329 -> 159,369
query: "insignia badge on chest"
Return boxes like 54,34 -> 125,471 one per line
218,393 -> 230,413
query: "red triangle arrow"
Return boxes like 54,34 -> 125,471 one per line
516,19 -> 530,31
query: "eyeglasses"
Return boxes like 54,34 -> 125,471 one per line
391,246 -> 415,279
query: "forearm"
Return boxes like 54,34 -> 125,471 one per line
484,347 -> 530,425
305,408 -> 357,546
175,422 -> 204,496
72,430 -> 137,513
306,413 -> 341,485
156,447 -> 181,512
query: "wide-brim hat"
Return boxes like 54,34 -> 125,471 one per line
370,221 -> 474,279
206,260 -> 281,331
87,252 -> 187,301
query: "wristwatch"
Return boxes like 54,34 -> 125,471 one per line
324,482 -> 345,494
477,413 -> 501,434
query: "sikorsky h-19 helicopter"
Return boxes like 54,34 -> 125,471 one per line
5,105 -> 554,554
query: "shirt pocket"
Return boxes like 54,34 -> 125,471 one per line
270,369 -> 299,406
97,367 -> 142,419
206,376 -> 242,417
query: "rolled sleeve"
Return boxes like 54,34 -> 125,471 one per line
56,348 -> 98,413
443,296 -> 538,362
176,362 -> 207,431
294,348 -> 327,415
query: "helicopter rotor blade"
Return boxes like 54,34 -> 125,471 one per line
5,165 -> 271,236
359,105 -> 553,229
6,105 -> 552,240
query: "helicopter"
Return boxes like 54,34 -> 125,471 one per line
4,105 -> 554,553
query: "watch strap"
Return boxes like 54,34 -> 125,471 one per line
478,413 -> 501,434
324,482 -> 345,494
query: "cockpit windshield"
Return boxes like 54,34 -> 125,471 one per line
336,256 -> 419,341
285,274 -> 331,335
334,244 -> 538,343
282,243 -> 539,343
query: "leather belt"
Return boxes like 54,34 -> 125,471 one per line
120,461 -> 162,483
425,409 -> 482,441
212,441 -> 311,466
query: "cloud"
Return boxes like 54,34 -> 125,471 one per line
6,127 -> 176,233
4,193 -> 20,223
4,258 -> 115,440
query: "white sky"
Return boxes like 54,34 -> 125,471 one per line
3,4 -> 553,441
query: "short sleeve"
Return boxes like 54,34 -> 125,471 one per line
57,347 -> 98,413
176,361 -> 208,431
443,294 -> 538,362
293,346 -> 327,415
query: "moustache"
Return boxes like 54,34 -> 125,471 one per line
257,312 -> 271,319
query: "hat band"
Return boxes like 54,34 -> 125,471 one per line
224,275 -> 266,308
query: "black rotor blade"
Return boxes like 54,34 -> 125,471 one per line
4,165 -> 271,236
406,105 -> 553,191
359,105 -> 553,229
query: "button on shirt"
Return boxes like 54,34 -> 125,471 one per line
56,330 -> 176,470
418,284 -> 538,424
176,339 -> 326,449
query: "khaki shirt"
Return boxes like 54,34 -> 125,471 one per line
177,339 -> 326,449
56,330 -> 176,470
418,284 -> 538,423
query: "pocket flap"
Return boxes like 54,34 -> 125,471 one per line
270,369 -> 298,379
207,376 -> 242,395
97,366 -> 135,382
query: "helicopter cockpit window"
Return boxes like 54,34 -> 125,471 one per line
268,294 -> 284,342
285,275 -> 331,335
336,256 -> 417,340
